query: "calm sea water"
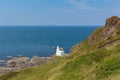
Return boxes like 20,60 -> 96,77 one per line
0,26 -> 99,60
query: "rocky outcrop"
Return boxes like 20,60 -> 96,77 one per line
6,56 -> 52,69
0,67 -> 12,76
0,56 -> 52,76
103,16 -> 120,40
7,57 -> 30,69
70,16 -> 120,55
105,16 -> 120,27
88,16 -> 120,46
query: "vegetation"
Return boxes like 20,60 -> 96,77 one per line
1,16 -> 120,80
2,43 -> 120,80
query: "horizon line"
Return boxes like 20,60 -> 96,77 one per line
0,25 -> 103,27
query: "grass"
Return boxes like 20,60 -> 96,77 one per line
1,27 -> 120,80
1,46 -> 120,80
0,72 -> 19,80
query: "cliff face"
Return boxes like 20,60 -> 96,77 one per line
103,16 -> 120,40
105,16 -> 120,27
1,16 -> 120,80
71,16 -> 120,54
69,16 -> 120,80
88,16 -> 120,47
90,16 -> 120,41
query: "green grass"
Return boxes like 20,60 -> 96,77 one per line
96,57 -> 120,79
0,72 -> 19,80
1,27 -> 120,80
1,46 -> 120,80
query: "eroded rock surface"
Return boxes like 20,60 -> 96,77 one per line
7,57 -> 30,69
0,56 -> 52,76
88,16 -> 120,46
103,16 -> 120,40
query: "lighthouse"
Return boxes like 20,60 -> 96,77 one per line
56,46 -> 65,56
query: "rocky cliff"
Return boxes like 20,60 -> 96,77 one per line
71,16 -> 120,54
1,16 -> 120,80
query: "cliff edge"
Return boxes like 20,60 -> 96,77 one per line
1,16 -> 120,80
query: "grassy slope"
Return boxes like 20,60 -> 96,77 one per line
1,27 -> 120,80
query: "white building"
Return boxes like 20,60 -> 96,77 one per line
56,46 -> 65,56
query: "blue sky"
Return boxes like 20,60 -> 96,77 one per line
0,0 -> 120,26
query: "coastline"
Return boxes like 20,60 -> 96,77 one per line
0,56 -> 52,76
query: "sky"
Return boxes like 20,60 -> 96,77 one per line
0,0 -> 120,26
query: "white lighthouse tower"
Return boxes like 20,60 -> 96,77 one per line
56,46 -> 65,56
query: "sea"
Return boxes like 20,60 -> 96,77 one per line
0,26 -> 99,60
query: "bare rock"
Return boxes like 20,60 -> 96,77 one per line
103,16 -> 120,40
105,16 -> 120,27
1,56 -> 52,76
87,16 -> 120,47
31,56 -> 51,66
7,57 -> 30,69
0,67 -> 12,76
